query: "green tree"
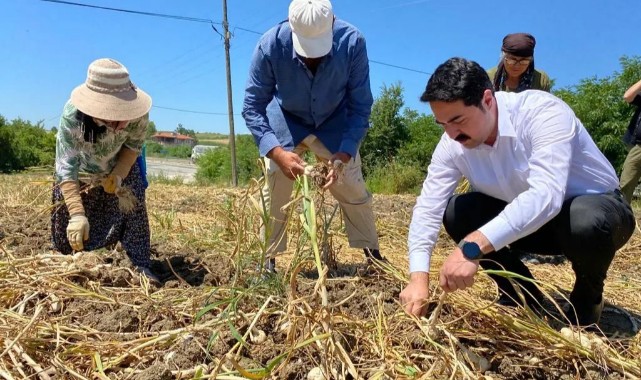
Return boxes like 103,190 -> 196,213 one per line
0,116 -> 20,172
166,144 -> 192,158
145,120 -> 157,139
196,135 -> 260,185
396,109 -> 442,168
0,116 -> 56,172
360,83 -> 410,174
176,123 -> 196,139
554,56 -> 641,172
146,141 -> 163,154
364,109 -> 443,194
176,123 -> 198,144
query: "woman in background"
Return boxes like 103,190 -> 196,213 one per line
487,33 -> 551,92
487,35 -> 557,265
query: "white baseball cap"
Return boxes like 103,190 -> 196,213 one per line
288,0 -> 334,58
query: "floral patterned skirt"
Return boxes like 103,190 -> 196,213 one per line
51,162 -> 151,267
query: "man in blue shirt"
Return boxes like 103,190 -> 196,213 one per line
242,0 -> 382,271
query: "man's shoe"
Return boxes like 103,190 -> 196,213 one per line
263,258 -> 276,273
253,258 -> 276,280
567,298 -> 604,326
363,248 -> 386,261
135,266 -> 161,285
520,252 -> 567,265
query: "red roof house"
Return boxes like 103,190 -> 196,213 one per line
152,132 -> 195,146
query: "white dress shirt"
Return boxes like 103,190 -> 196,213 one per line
408,90 -> 619,273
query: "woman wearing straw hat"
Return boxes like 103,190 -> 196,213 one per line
51,58 -> 159,283
487,33 -> 551,93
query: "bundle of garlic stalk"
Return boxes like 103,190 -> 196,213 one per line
82,174 -> 138,213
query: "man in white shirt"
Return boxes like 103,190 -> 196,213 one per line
400,57 -> 635,326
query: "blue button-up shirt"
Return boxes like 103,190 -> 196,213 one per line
242,19 -> 373,158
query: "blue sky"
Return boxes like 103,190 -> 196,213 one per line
2,0 -> 640,134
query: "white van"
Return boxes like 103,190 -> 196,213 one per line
191,145 -> 218,163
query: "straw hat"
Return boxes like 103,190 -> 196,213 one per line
70,58 -> 152,121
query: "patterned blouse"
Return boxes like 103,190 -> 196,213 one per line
55,101 -> 148,182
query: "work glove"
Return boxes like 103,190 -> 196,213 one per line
101,174 -> 122,194
59,181 -> 90,251
59,181 -> 85,216
102,147 -> 139,193
67,214 -> 90,251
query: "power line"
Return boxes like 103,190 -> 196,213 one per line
369,60 -> 431,75
152,105 -> 240,116
40,0 -> 431,116
39,0 -> 217,24
225,25 -> 431,75
38,0 -> 429,75
136,40 -> 217,80
146,46 -> 224,89
231,26 -> 262,36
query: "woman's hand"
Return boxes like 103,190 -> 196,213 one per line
67,214 -> 90,251
102,174 -> 122,194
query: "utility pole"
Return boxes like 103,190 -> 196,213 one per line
222,0 -> 238,186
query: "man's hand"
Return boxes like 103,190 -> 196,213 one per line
269,147 -> 306,180
101,174 -> 122,194
439,247 -> 480,292
323,152 -> 351,189
67,214 -> 90,251
400,272 -> 430,317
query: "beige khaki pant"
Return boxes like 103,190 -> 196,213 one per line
261,135 -> 379,254
620,144 -> 641,203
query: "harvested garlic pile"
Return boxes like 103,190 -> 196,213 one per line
560,327 -> 606,350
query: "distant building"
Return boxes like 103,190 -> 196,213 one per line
151,131 -> 195,146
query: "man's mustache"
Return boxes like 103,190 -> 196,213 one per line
455,133 -> 470,142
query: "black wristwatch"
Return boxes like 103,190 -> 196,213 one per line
458,240 -> 483,260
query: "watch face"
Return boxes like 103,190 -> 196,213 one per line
462,242 -> 482,260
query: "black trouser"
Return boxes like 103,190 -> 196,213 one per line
443,191 -> 635,307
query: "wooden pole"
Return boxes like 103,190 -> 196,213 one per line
222,0 -> 238,186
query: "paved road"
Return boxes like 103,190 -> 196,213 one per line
146,157 -> 196,183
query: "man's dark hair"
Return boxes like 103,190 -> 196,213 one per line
420,57 -> 494,108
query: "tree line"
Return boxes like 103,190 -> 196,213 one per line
2,56 -> 640,194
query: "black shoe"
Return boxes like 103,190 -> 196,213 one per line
521,252 -> 567,265
363,248 -> 385,261
567,298 -> 604,326
135,266 -> 161,285
256,258 -> 276,275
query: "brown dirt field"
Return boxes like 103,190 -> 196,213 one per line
1,173 -> 640,379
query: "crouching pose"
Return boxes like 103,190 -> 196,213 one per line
400,57 -> 634,326
51,58 -> 159,283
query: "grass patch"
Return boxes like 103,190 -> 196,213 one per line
366,160 -> 425,194
147,172 -> 186,185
